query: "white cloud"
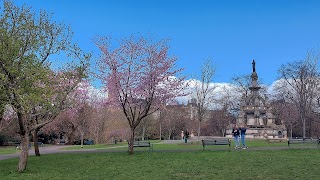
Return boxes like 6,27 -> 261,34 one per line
87,77 -> 283,107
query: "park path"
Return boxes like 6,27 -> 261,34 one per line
0,140 -> 183,161
0,140 -> 318,161
0,145 -> 67,161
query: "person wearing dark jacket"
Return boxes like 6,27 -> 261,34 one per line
239,125 -> 248,149
232,125 -> 240,149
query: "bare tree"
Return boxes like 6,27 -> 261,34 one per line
191,58 -> 216,140
206,108 -> 235,136
271,99 -> 299,138
214,85 -> 239,136
277,49 -> 320,138
160,105 -> 188,140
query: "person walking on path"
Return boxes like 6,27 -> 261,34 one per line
240,125 -> 248,149
232,125 -> 240,149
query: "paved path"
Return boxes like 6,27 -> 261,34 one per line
0,141 -> 184,161
0,145 -> 132,161
0,140 -> 318,161
0,145 -> 65,161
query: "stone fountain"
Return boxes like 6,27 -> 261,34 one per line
226,60 -> 287,139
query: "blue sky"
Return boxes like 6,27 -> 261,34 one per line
15,0 -> 320,87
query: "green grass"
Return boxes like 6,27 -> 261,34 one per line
241,139 -> 288,147
62,143 -> 120,150
63,140 -> 162,150
0,147 -> 18,155
62,139 -> 289,151
1,139 -> 314,154
0,149 -> 319,179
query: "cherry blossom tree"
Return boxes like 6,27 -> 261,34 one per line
86,93 -> 107,144
0,0 -> 89,172
70,82 -> 91,147
42,81 -> 92,146
0,86 -> 8,132
0,105 -> 15,133
95,35 -> 186,154
31,70 -> 88,156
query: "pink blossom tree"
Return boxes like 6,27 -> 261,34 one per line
0,0 -> 89,172
30,71 -> 88,156
95,35 -> 186,154
42,81 -> 91,145
0,105 -> 15,133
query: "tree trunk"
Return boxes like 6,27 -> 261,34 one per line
17,133 -> 29,172
168,129 -> 171,140
128,129 -> 135,155
301,112 -> 306,139
159,120 -> 162,140
32,130 -> 40,156
303,119 -> 306,139
68,132 -> 75,145
168,118 -> 173,140
222,128 -> 225,137
80,132 -> 84,148
290,124 -> 293,138
95,126 -> 99,144
307,118 -> 312,138
198,120 -> 201,141
159,112 -> 162,140
142,123 -> 146,141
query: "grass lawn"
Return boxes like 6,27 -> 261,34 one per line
0,149 -> 320,179
62,140 -> 162,150
0,147 -> 18,155
1,148 -> 319,179
62,139 -> 289,151
0,139 -> 315,155
1,139 -> 318,179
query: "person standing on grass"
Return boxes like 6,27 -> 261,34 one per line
232,124 -> 240,149
239,124 -> 248,149
181,131 -> 184,140
184,130 -> 189,143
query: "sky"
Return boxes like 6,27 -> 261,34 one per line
14,0 -> 320,88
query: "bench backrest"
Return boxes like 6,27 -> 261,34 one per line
288,138 -> 320,144
133,141 -> 151,147
4,142 -> 20,146
202,138 -> 230,145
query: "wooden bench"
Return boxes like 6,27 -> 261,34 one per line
288,138 -> 320,147
128,141 -> 153,152
202,138 -> 231,150
267,138 -> 286,143
32,142 -> 44,147
3,141 -> 20,147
